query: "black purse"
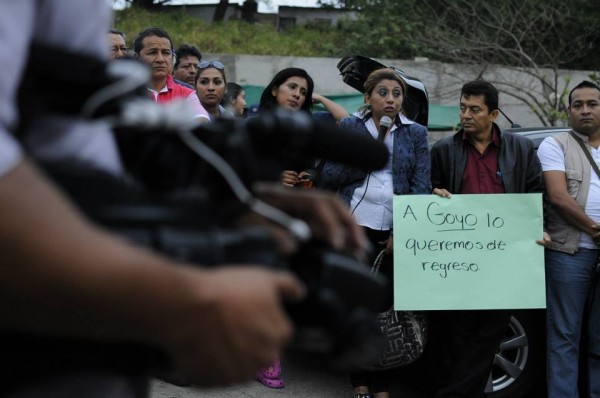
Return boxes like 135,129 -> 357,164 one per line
362,250 -> 428,370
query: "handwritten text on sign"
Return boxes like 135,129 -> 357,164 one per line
393,194 -> 545,310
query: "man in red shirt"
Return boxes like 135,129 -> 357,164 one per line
133,27 -> 209,123
429,80 -> 543,398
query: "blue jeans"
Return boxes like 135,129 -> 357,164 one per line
590,269 -> 600,398
546,248 -> 600,398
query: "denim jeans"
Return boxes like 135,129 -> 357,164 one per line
546,248 -> 600,398
589,268 -> 600,398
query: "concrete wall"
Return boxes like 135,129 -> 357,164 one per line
203,53 -> 595,132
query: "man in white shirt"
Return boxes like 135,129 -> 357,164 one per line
537,80 -> 600,398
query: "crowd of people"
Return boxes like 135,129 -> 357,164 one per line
1,2 -> 599,398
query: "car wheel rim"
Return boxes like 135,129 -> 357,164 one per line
486,315 -> 529,393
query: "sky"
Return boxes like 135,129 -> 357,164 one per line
113,0 -> 337,13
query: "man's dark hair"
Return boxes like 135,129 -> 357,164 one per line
258,67 -> 314,113
108,29 -> 126,40
568,80 -> 600,106
174,44 -> 202,69
133,27 -> 173,55
223,82 -> 244,105
461,80 -> 499,113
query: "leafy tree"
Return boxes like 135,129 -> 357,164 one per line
334,0 -> 428,60
331,0 -> 600,126
414,0 -> 600,126
213,0 -> 230,22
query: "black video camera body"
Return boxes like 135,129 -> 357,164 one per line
21,47 -> 391,371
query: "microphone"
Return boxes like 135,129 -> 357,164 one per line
377,116 -> 392,141
244,109 -> 389,171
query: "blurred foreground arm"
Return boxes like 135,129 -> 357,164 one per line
0,159 -> 304,386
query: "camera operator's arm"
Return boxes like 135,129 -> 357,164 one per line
0,159 -> 304,386
254,182 -> 368,260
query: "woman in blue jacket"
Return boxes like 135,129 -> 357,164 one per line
319,67 -> 431,398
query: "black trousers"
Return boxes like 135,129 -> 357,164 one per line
350,368 -> 395,394
350,227 -> 393,393
428,309 -> 511,398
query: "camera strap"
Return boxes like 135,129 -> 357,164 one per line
570,131 -> 600,182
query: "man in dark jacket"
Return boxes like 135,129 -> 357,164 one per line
428,80 -> 543,397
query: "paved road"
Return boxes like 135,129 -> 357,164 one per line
151,350 -> 429,398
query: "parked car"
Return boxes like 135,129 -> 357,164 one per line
511,127 -> 570,150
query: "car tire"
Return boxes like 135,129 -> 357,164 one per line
486,309 -> 547,398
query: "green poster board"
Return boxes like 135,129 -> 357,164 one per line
393,194 -> 545,310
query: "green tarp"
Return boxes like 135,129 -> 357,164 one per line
428,104 -> 461,131
242,85 -> 460,131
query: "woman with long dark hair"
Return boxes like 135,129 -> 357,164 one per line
258,67 -> 348,188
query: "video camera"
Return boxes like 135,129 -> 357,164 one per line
24,52 -> 392,372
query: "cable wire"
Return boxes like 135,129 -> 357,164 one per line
177,128 -> 311,242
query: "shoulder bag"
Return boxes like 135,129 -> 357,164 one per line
362,249 -> 428,370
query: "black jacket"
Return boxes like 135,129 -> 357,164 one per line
430,125 -> 543,194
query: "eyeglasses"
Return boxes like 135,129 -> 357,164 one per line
178,62 -> 199,70
110,46 -> 128,54
198,60 -> 225,70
